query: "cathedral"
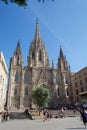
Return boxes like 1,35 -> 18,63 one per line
7,20 -> 73,110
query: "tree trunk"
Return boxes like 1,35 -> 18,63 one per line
38,106 -> 41,116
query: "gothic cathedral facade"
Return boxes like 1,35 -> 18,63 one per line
7,20 -> 73,109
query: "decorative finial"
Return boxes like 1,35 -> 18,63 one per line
52,59 -> 54,68
60,45 -> 62,49
36,18 -> 38,24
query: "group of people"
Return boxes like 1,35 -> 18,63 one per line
0,110 -> 9,122
42,106 -> 66,120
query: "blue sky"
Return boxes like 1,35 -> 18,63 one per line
0,0 -> 87,72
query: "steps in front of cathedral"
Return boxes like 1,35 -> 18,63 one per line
9,112 -> 29,119
9,109 -> 43,120
9,109 -> 31,119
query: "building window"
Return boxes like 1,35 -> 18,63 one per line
85,77 -> 87,82
65,75 -> 69,84
79,75 -> 81,78
17,57 -> 19,65
76,89 -> 79,95
2,78 -> 4,86
15,71 -> 19,82
81,87 -> 84,92
14,88 -> 17,95
24,72 -> 29,84
66,80 -> 68,84
75,82 -> 78,87
56,74 -> 60,84
39,50 -> 42,61
80,80 -> 82,85
84,72 -> 86,75
0,75 -> 2,82
86,86 -> 87,89
75,77 -> 76,80
25,87 -> 28,95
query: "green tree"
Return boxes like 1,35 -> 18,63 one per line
2,0 -> 54,7
2,0 -> 27,6
31,85 -> 50,115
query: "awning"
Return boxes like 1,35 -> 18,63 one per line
79,91 -> 87,96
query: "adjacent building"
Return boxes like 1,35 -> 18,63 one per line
71,67 -> 87,104
0,52 -> 8,112
7,20 -> 73,110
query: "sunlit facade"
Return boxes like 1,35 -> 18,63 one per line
7,20 -> 73,110
71,67 -> 87,104
0,52 -> 8,112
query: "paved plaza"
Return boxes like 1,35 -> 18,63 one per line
0,116 -> 86,130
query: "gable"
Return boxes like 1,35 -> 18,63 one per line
37,70 -> 48,86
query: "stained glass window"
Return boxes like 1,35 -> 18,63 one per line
39,50 -> 42,61
24,72 -> 29,84
56,74 -> 60,84
25,87 -> 28,95
14,88 -> 17,95
15,71 -> 19,82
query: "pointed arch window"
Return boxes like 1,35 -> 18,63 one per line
65,75 -> 69,84
24,72 -> 29,84
39,50 -> 42,61
14,88 -> 17,95
25,87 -> 28,95
17,56 -> 19,65
56,74 -> 60,84
15,71 -> 19,82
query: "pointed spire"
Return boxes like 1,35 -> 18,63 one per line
34,18 -> 41,42
16,40 -> 21,52
52,59 -> 54,69
59,46 -> 64,58
14,40 -> 21,55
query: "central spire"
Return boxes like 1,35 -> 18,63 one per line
28,19 -> 49,68
34,19 -> 41,42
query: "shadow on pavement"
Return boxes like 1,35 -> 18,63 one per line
66,127 -> 85,129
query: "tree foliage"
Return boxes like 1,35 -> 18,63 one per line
2,0 -> 54,7
31,85 -> 50,108
2,0 -> 27,6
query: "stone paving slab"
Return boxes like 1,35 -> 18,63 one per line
0,117 -> 86,130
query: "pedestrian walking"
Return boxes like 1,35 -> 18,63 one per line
43,109 -> 50,121
80,107 -> 87,128
46,109 -> 50,121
